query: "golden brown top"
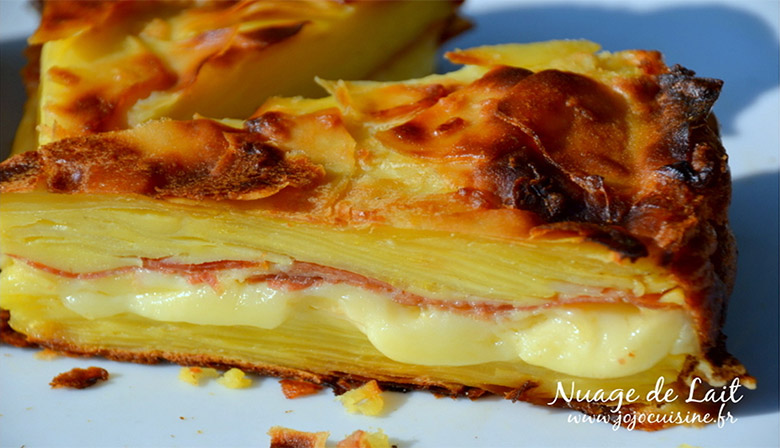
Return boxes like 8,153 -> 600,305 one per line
2,41 -> 730,264
2,119 -> 323,200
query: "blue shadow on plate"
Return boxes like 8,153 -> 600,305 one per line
440,2 -> 780,137
727,170 -> 780,417
0,37 -> 27,161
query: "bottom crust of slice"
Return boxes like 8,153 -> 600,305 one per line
1,306 -> 732,431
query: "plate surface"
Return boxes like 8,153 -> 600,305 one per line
1,1 -> 778,447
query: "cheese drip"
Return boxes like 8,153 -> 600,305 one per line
1,258 -> 697,379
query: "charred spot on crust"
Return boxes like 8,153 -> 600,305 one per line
655,66 -> 724,168
48,165 -> 84,192
245,111 -> 292,139
147,158 -> 202,196
150,133 -> 324,200
659,65 -> 723,124
0,151 -> 42,188
659,160 -> 708,187
39,135 -> 147,194
390,121 -> 427,145
658,139 -> 726,191
482,147 -> 578,221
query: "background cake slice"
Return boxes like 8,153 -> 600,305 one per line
12,0 -> 466,152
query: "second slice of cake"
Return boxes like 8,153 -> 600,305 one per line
13,0 -> 465,151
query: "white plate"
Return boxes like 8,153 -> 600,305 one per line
1,1 -> 778,447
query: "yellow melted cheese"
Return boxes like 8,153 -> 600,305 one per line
1,257 -> 697,379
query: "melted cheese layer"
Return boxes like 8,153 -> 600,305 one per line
1,257 -> 697,379
0,193 -> 681,307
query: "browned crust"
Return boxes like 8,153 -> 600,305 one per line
624,67 -> 736,371
1,119 -> 325,200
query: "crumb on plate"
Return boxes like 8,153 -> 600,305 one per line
268,426 -> 329,448
337,380 -> 384,416
216,367 -> 252,389
179,366 -> 219,385
336,429 -> 391,448
280,379 -> 324,399
34,348 -> 60,360
179,366 -> 252,388
50,366 -> 109,389
268,427 -> 391,448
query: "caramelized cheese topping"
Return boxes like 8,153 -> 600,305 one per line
2,119 -> 324,200
2,42 -> 728,257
